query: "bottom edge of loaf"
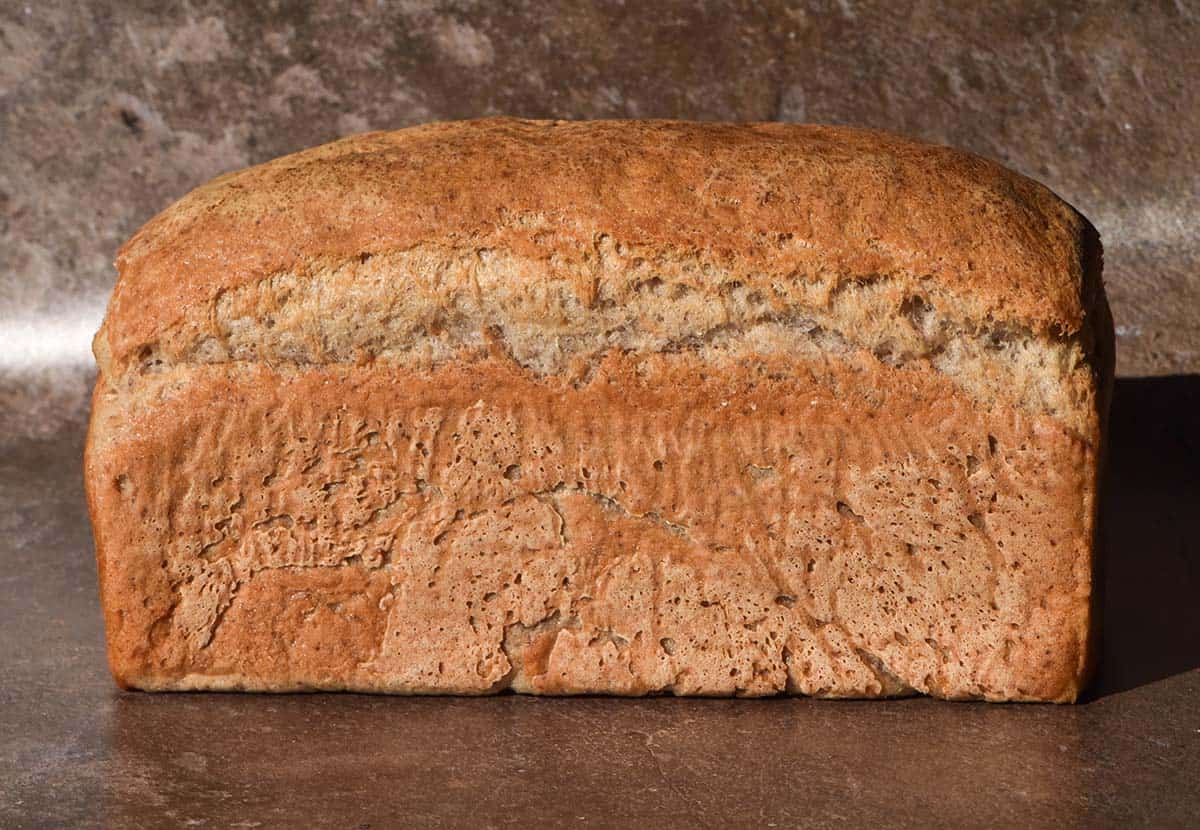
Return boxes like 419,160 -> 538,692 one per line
112,671 -> 1080,703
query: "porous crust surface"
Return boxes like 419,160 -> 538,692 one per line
88,353 -> 1096,701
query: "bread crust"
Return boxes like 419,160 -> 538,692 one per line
101,119 -> 1092,372
88,352 -> 1096,701
86,119 -> 1110,701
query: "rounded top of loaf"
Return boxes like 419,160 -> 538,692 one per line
103,117 -> 1095,367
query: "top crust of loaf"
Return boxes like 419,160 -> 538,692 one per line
103,118 -> 1095,373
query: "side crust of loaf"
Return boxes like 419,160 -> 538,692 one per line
88,352 -> 1097,701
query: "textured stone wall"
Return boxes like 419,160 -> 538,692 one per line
2,1 -> 1197,439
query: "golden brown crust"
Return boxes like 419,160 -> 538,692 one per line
102,118 -> 1091,369
83,380 -> 129,689
88,352 -> 1096,701
87,119 -> 1110,701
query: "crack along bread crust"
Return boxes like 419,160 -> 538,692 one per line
86,118 -> 1112,701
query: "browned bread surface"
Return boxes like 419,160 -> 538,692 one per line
86,118 -> 1112,701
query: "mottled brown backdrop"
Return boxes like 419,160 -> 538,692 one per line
2,0 -> 1198,441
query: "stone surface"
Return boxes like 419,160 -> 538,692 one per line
1,376 -> 1198,827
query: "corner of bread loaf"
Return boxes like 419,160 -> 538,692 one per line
85,377 -> 122,684
85,373 -> 161,693
1069,214 -> 1111,704
106,652 -> 139,691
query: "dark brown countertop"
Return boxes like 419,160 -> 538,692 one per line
1,376 -> 1197,828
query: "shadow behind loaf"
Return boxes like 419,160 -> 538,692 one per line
1093,375 -> 1200,697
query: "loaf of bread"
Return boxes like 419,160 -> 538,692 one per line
86,118 -> 1112,701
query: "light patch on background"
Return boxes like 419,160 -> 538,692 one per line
0,299 -> 106,370
1091,198 -> 1197,249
